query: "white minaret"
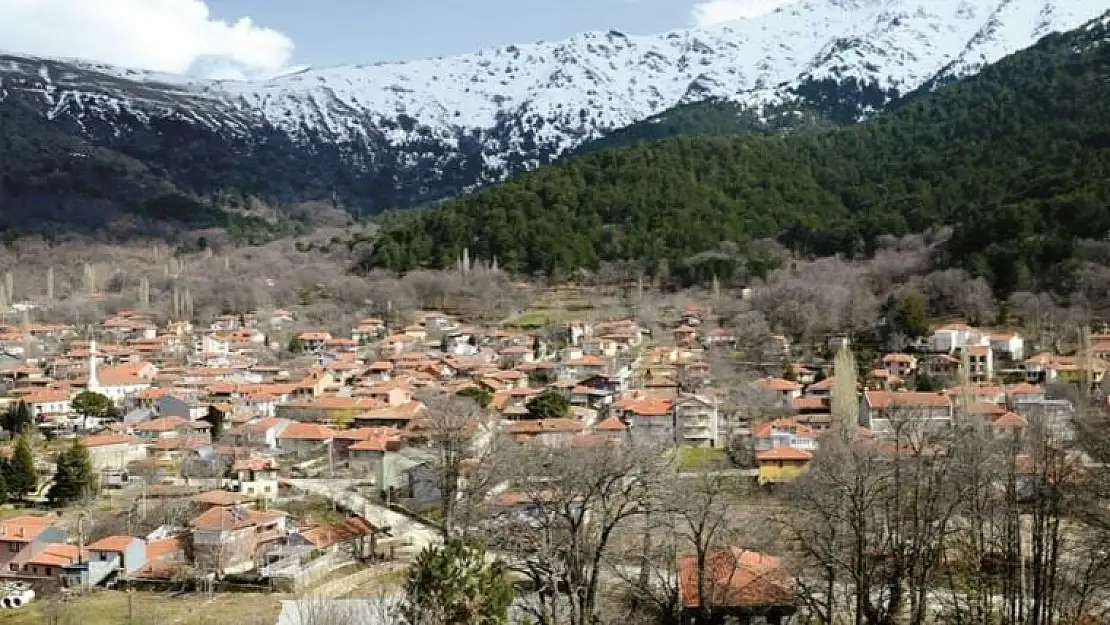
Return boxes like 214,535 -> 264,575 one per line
87,339 -> 100,391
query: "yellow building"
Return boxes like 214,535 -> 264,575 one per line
756,447 -> 813,485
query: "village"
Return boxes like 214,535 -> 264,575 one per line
0,287 -> 1099,625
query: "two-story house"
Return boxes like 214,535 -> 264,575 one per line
859,391 -> 953,434
881,354 -> 918,378
227,457 -> 280,502
191,506 -> 287,577
0,515 -> 66,577
227,417 -> 291,450
80,434 -> 148,471
750,418 -> 819,454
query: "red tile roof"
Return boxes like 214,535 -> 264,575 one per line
756,447 -> 813,462
677,548 -> 794,609
86,535 -> 138,553
278,422 -> 337,441
191,506 -> 283,531
299,516 -> 376,548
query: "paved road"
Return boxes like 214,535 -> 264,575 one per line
286,478 -> 440,552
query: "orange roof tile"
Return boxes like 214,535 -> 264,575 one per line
135,416 -> 187,432
594,416 -> 627,432
85,535 -> 138,553
278,422 -> 337,441
865,391 -> 951,410
756,447 -> 813,462
677,548 -> 794,609
0,515 -> 56,541
508,419 -> 584,435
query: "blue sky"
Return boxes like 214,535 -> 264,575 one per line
0,0 -> 789,78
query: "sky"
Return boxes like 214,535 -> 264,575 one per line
0,0 -> 797,80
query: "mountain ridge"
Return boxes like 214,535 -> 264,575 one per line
364,9 -> 1110,296
0,0 -> 1105,222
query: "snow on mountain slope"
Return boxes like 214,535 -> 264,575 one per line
0,0 -> 1104,212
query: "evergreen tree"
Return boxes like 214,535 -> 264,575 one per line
455,387 -> 493,409
287,335 -> 304,353
48,439 -> 97,506
203,405 -> 226,440
6,433 -> 37,499
402,538 -> 513,625
71,391 -> 112,430
525,390 -> 571,420
1,401 -> 32,434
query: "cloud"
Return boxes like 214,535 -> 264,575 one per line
691,0 -> 799,26
0,0 -> 295,79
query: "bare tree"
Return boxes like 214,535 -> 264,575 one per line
483,438 -> 665,625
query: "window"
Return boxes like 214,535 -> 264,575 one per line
8,542 -> 19,553
8,563 -> 16,571
45,567 -> 52,576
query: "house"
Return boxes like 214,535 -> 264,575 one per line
672,395 -> 720,448
677,548 -> 796,625
347,431 -> 402,473
756,447 -> 813,485
80,434 -> 148,471
507,419 -> 584,446
352,401 -> 426,428
750,419 -> 818,454
1006,383 -> 1046,408
920,354 -> 960,380
227,417 -> 291,450
754,378 -> 803,403
0,515 -> 66,577
20,388 -> 71,422
276,422 -> 337,455
275,397 -> 380,423
991,411 -> 1028,437
378,448 -> 440,512
146,437 -> 212,471
928,323 -> 987,354
991,332 -> 1025,362
228,457 -> 280,501
297,332 -> 332,353
882,353 -> 918,378
21,543 -> 84,580
792,396 -> 832,431
594,415 -> 628,439
191,490 -> 257,512
360,379 -> 415,407
191,506 -> 287,576
83,535 -> 147,578
291,516 -> 378,560
134,416 -> 189,441
612,397 -> 674,443
859,391 -> 953,434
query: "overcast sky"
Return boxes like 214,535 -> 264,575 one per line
0,0 -> 798,79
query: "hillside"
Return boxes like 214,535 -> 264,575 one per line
0,96 -> 301,243
571,100 -> 837,155
366,13 -> 1110,295
0,0 -> 1102,230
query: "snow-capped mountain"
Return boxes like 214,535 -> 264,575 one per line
0,0 -> 1103,214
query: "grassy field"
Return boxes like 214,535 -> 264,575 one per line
677,446 -> 729,470
1,590 -> 285,625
